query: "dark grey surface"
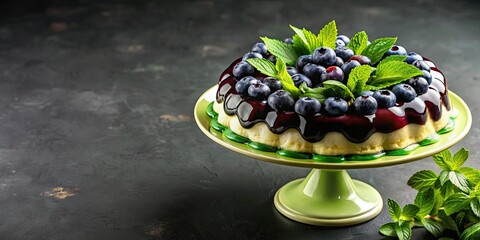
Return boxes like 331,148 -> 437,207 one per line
0,0 -> 479,239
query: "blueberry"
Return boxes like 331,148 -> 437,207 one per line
349,55 -> 371,65
302,63 -> 325,86
268,90 -> 295,112
284,38 -> 294,44
407,77 -> 429,95
335,47 -> 354,62
262,77 -> 283,92
422,70 -> 432,84
324,97 -> 348,116
373,90 -> 396,108
311,47 -> 336,67
233,61 -> 255,79
336,39 -> 346,48
294,97 -> 322,116
334,57 -> 344,67
320,66 -> 345,84
296,55 -> 312,70
268,55 -> 277,64
405,52 -> 423,64
251,42 -> 268,56
287,66 -> 298,76
337,35 -> 350,45
248,82 -> 271,100
360,90 -> 374,96
354,95 -> 378,115
235,76 -> 260,96
242,52 -> 263,61
341,60 -> 361,79
291,73 -> 313,88
392,83 -> 416,102
385,45 -> 408,56
412,60 -> 431,71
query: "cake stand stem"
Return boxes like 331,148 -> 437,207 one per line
274,169 -> 383,226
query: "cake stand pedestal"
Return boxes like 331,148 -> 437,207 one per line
194,86 -> 471,226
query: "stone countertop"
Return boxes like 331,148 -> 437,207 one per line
0,0 -> 479,239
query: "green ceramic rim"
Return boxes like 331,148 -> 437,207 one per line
207,101 -> 457,161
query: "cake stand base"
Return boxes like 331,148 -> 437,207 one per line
274,169 -> 383,226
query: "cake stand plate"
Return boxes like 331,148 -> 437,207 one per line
194,85 -> 471,226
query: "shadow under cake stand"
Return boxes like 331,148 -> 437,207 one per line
194,85 -> 471,226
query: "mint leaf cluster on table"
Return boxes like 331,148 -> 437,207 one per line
232,20 -> 433,116
380,148 -> 480,240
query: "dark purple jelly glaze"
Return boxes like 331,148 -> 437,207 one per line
215,57 -> 450,143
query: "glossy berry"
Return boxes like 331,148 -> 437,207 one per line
334,47 -> 354,62
235,76 -> 260,96
354,95 -> 378,115
268,90 -> 295,112
311,47 -> 336,67
262,77 -> 283,92
360,90 -> 374,96
392,83 -> 416,102
302,63 -> 325,86
373,90 -> 396,108
408,77 -> 429,95
336,39 -> 346,48
422,70 -> 432,84
385,45 -> 408,56
349,55 -> 371,65
405,52 -> 423,64
324,97 -> 348,116
296,55 -> 312,70
334,57 -> 344,67
248,82 -> 271,100
251,42 -> 268,56
320,66 -> 345,83
412,60 -> 431,71
294,97 -> 322,116
284,38 -> 294,44
291,73 -> 312,88
233,61 -> 255,79
287,66 -> 298,76
341,60 -> 361,78
268,55 -> 277,64
336,35 -> 350,46
242,52 -> 263,61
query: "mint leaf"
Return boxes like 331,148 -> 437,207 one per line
275,58 -> 300,98
290,25 -> 316,53
362,37 -> 397,64
303,29 -> 320,53
379,222 -> 397,237
448,171 -> 471,193
378,55 -> 408,65
441,181 -> 455,199
388,198 -> 402,221
346,65 -> 372,96
438,211 -> 460,233
460,222 -> 480,240
424,218 -> 445,238
261,37 -> 300,65
452,148 -> 469,170
433,149 -> 454,171
368,61 -> 423,88
246,58 -> 277,76
317,20 -> 337,49
395,222 -> 412,240
402,204 -> 419,219
459,167 -> 480,186
414,189 -> 435,217
322,80 -> 355,101
299,83 -> 326,102
292,34 -> 309,55
407,170 -> 438,191
444,192 -> 471,216
436,170 -> 450,187
470,198 -> 480,218
347,31 -> 368,55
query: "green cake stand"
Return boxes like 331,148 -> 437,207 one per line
194,85 -> 471,226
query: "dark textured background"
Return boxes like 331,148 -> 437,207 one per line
0,0 -> 479,239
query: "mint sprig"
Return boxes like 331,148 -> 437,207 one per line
364,60 -> 423,91
346,65 -> 372,96
362,37 -> 397,64
246,58 -> 300,98
380,147 -> 480,240
347,31 -> 368,55
290,20 -> 338,54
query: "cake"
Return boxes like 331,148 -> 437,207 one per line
208,21 -> 454,160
